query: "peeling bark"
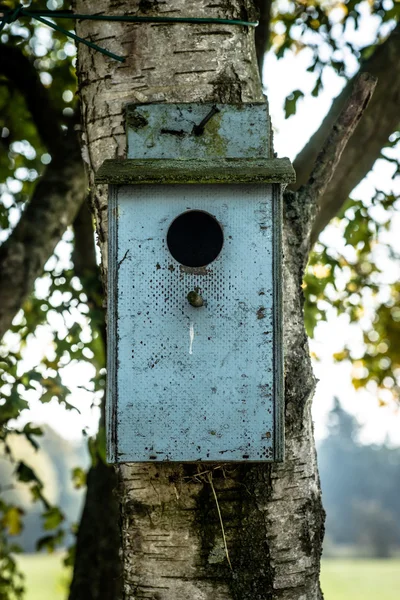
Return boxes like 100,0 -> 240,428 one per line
74,1 -> 324,598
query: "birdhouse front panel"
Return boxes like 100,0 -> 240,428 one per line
107,182 -> 283,462
98,102 -> 295,463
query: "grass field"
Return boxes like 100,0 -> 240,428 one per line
321,559 -> 400,600
17,554 -> 400,599
17,553 -> 70,600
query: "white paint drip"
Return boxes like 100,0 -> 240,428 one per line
189,322 -> 195,355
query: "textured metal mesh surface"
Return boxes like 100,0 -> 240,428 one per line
112,184 -> 278,462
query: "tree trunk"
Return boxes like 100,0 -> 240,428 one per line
69,459 -> 122,600
74,1 -> 324,598
69,203 -> 122,600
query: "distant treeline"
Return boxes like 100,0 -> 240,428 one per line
318,398 -> 400,557
2,400 -> 400,557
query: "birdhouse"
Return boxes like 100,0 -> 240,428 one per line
96,103 -> 295,463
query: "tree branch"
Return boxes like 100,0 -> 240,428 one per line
299,73 -> 377,205
0,129 -> 86,340
291,21 -> 400,243
291,72 -> 377,265
72,200 -> 98,280
0,45 -> 63,154
68,454 -> 122,600
254,0 -> 273,75
72,201 -> 106,353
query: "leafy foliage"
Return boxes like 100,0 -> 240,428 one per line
304,184 -> 400,403
271,0 -> 400,82
269,1 -> 400,405
0,505 -> 24,600
0,0 -> 76,215
0,0 -> 399,598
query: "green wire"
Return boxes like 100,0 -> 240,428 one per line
26,12 -> 124,62
0,5 -> 258,63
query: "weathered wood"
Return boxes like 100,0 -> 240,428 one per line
96,157 -> 295,184
107,183 -> 285,463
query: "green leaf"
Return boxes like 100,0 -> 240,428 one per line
0,391 -> 28,423
2,506 -> 24,536
284,90 -> 304,119
15,462 -> 42,487
63,545 -> 76,567
71,467 -> 86,489
22,423 -> 43,451
311,75 -> 323,98
36,529 -> 65,553
42,507 -> 65,531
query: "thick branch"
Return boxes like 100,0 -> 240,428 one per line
68,455 -> 122,600
0,129 -> 86,340
72,201 -> 107,374
69,210 -> 122,600
292,21 -> 400,243
254,0 -> 273,75
280,76 -> 376,444
72,201 -> 98,280
300,73 -> 377,205
0,45 -> 63,153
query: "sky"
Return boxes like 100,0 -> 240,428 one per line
4,6 -> 400,447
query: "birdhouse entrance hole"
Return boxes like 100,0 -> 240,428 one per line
166,210 -> 224,267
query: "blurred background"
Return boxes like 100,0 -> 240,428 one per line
0,1 -> 399,599
3,400 -> 400,599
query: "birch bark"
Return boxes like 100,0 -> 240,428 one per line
73,1 -> 324,598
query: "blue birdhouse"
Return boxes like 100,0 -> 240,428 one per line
96,103 -> 295,463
